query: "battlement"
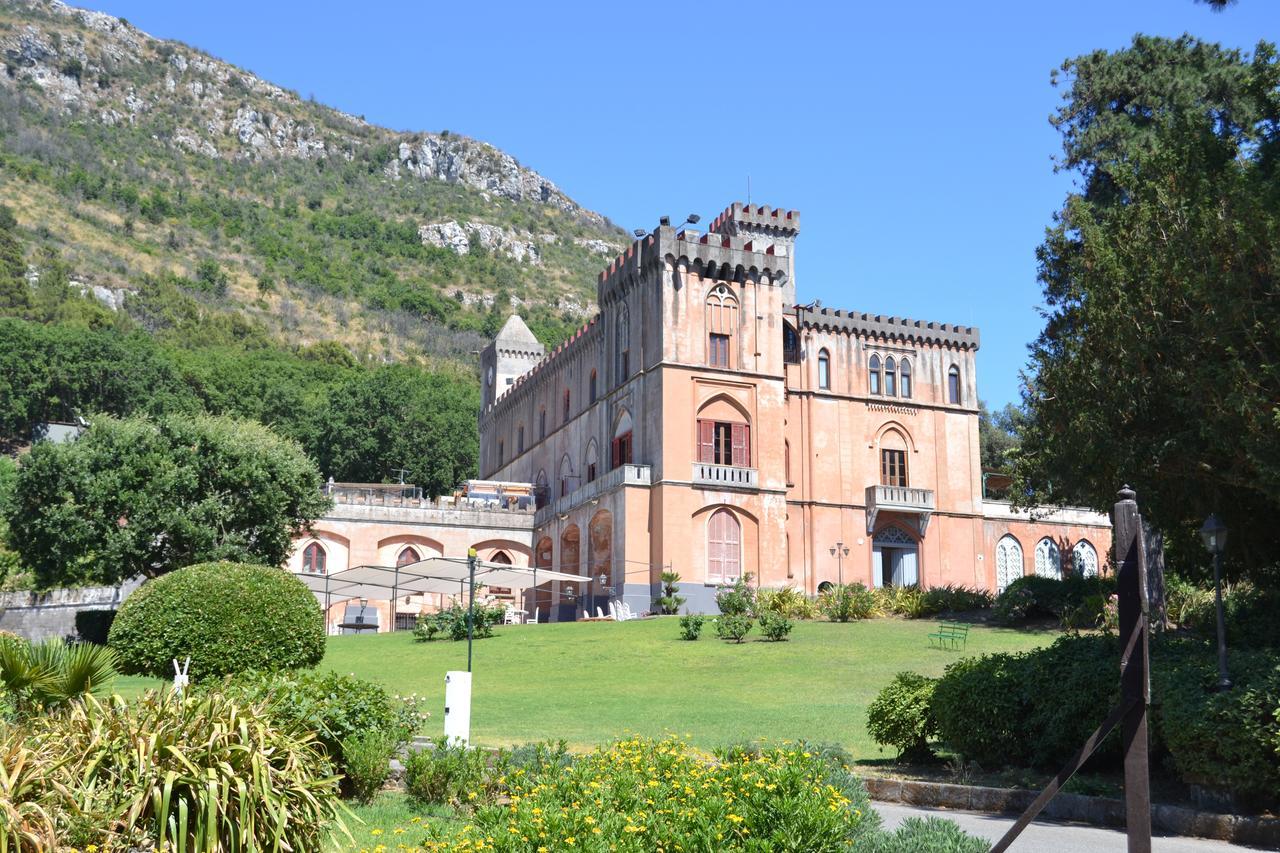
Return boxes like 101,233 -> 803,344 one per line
595,226 -> 791,303
710,202 -> 801,235
799,306 -> 980,350
482,315 -> 603,420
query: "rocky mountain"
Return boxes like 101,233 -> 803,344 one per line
0,0 -> 625,362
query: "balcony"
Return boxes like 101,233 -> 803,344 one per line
534,463 -> 652,527
866,484 -> 935,535
692,463 -> 759,490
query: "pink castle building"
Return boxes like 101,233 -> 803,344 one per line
476,202 -> 1111,617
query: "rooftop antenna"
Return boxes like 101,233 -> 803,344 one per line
747,175 -> 751,206
391,467 -> 410,485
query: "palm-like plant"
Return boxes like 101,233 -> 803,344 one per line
0,637 -> 117,714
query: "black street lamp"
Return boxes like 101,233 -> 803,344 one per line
829,542 -> 850,586
1198,514 -> 1231,691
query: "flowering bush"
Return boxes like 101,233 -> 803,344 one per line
715,575 -> 756,616
418,736 -> 881,851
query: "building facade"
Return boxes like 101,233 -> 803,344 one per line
477,202 -> 1111,615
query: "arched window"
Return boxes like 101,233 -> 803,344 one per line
563,388 -> 571,423
517,424 -> 525,455
1035,538 -> 1062,579
616,304 -> 631,384
880,429 -> 908,487
706,289 -> 739,368
491,550 -> 512,565
869,354 -> 882,395
784,440 -> 792,484
585,440 -> 599,483
884,356 -> 897,396
302,542 -> 326,575
498,439 -> 505,465
899,359 -> 912,399
559,454 -> 575,498
995,535 -> 1023,593
817,348 -> 831,390
783,322 -> 800,364
1072,540 -> 1099,578
611,410 -> 633,469
948,365 -> 961,404
538,406 -> 546,440
589,370 -> 598,404
696,397 -> 750,467
707,509 -> 742,584
397,547 -> 420,567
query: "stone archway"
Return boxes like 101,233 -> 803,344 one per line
532,536 -> 554,622
558,524 -> 582,622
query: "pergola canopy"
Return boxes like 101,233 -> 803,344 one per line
293,556 -> 584,606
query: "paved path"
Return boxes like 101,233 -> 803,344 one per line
875,802 -> 1255,852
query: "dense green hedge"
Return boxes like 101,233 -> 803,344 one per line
928,634 -> 1280,810
73,609 -> 116,645
992,575 -> 1116,625
109,562 -> 324,681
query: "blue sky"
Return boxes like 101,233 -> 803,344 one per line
79,0 -> 1277,408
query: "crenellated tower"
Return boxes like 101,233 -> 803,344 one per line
708,203 -> 801,305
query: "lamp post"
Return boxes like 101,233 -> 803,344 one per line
829,542 -> 850,586
1198,515 -> 1231,691
466,547 -> 477,673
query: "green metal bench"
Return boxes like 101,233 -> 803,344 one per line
928,621 -> 969,650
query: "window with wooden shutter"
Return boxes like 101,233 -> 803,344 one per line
881,449 -> 907,487
731,423 -> 749,467
707,509 -> 741,583
697,420 -> 714,463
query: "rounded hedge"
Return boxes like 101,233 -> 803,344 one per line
109,562 -> 324,681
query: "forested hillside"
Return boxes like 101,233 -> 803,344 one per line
0,1 -> 627,495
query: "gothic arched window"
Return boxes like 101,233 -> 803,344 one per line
885,356 -> 897,396
783,322 -> 800,364
1072,540 -> 1099,578
869,354 -> 882,395
706,289 -> 739,368
589,370 -> 598,404
616,304 -> 631,384
995,535 -> 1022,593
397,547 -> 420,567
817,349 -> 831,390
302,542 -> 326,575
948,365 -> 961,404
1035,538 -> 1062,579
899,359 -> 912,398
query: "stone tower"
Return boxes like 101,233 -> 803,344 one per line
708,203 -> 801,305
480,314 -> 545,410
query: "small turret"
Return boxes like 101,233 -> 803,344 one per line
708,203 -> 801,303
480,315 -> 545,410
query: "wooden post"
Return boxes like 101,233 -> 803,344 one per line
1113,486 -> 1152,853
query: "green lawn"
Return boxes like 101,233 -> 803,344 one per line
309,616 -> 1053,759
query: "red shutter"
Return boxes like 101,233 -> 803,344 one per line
698,420 -> 714,463
731,423 -> 747,467
622,433 -> 632,463
611,438 -> 620,469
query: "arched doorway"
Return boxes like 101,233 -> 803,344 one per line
532,536 -> 553,622
872,526 -> 919,588
558,524 -> 581,622
588,510 -> 612,617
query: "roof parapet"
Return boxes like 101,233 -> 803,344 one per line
799,306 -> 980,350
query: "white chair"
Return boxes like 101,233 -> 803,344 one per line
532,607 -> 540,624
608,601 -> 620,621
596,606 -> 606,619
621,602 -> 635,621
503,606 -> 519,625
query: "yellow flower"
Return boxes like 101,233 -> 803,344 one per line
727,814 -> 744,823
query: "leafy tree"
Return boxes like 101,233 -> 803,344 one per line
311,365 -> 479,497
978,401 -> 1025,475
5,414 -> 331,587
1014,35 -> 1280,576
0,205 -> 28,311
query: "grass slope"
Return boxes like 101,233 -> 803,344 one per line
314,617 -> 1052,757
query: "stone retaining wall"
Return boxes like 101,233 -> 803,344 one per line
0,581 -> 140,641
864,777 -> 1280,848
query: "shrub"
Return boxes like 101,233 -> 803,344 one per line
758,610 -> 794,641
404,739 -> 490,807
931,635 -> 1121,768
881,584 -> 926,618
655,571 -> 686,615
715,574 -> 756,616
819,583 -> 878,622
214,669 -> 426,785
678,613 -> 705,641
408,736 -> 982,851
73,609 -> 116,645
714,613 -> 753,643
1153,640 -> 1280,810
0,734 -> 64,850
109,561 -> 325,681
755,586 -> 817,619
340,731 -> 395,804
992,575 -> 1116,626
867,672 -> 938,761
918,584 -> 993,617
32,692 -> 344,849
865,816 -> 988,853
0,636 -> 117,715
1174,581 -> 1280,649
414,603 -> 506,642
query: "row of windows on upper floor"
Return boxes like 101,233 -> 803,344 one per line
813,348 -> 961,403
